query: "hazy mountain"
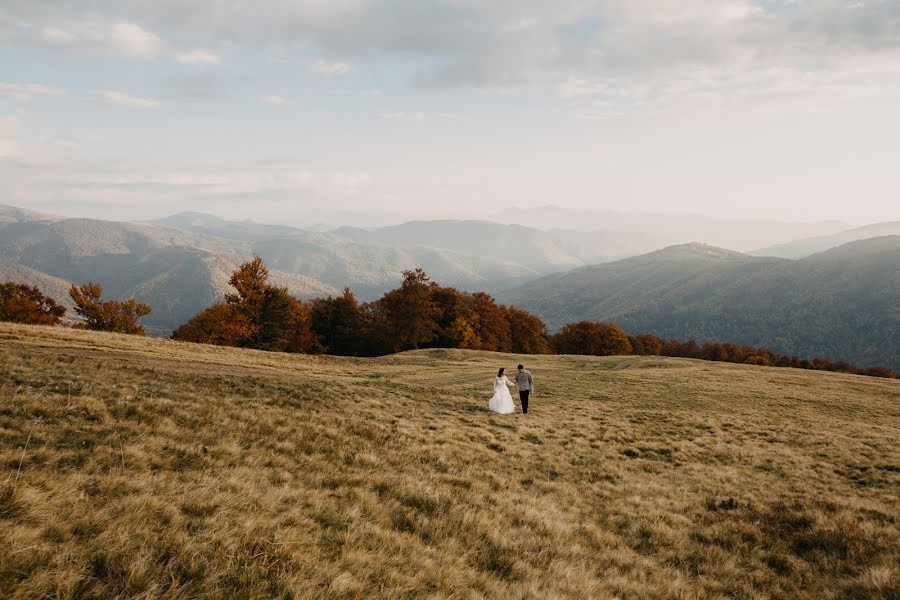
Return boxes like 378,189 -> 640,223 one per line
0,205 -> 61,225
334,220 -> 586,274
0,211 -> 336,334
491,205 -> 849,252
751,221 -> 900,258
253,231 -> 542,297
153,212 -> 306,242
500,237 -> 900,370
157,213 -> 563,291
0,208 -> 547,331
5,204 -> 895,366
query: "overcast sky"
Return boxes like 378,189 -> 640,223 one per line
2,0 -> 900,226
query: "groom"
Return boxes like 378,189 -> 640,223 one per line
514,364 -> 534,414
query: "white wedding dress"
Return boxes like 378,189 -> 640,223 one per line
489,375 -> 516,414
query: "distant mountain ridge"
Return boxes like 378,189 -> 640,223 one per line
3,204 -> 898,369
490,205 -> 850,250
1,207 -> 584,332
500,237 -> 900,370
751,221 -> 900,258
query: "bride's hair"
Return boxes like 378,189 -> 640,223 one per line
497,368 -> 505,377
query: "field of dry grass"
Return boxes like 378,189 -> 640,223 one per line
1,322 -> 898,599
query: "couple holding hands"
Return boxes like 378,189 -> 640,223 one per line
489,364 -> 534,415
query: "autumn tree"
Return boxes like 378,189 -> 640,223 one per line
309,288 -> 366,355
254,286 -> 322,353
174,258 -> 320,353
378,269 -> 441,350
469,292 -> 511,352
172,303 -> 253,346
551,321 -> 632,356
633,333 -> 662,356
69,282 -> 151,335
283,295 -> 324,354
0,282 -> 67,325
225,257 -> 269,345
859,366 -> 896,379
429,287 -> 477,349
505,305 -> 550,354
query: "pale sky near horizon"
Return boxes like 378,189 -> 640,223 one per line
2,0 -> 900,227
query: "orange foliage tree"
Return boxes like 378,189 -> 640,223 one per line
69,282 -> 151,335
505,306 -> 550,354
171,303 -> 253,346
551,321 -> 632,356
0,282 -> 67,325
173,257 -> 321,353
378,269 -> 441,351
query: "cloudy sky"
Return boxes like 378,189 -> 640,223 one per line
2,0 -> 900,226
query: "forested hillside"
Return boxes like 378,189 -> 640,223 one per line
501,238 -> 900,370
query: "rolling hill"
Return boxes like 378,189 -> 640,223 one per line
0,211 -> 337,334
0,208 -> 566,332
752,221 -> 900,259
1,323 -> 897,598
500,237 -> 900,370
4,204 -> 898,360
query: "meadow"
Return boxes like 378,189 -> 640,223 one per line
1,322 -> 898,599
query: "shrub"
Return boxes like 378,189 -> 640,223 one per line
69,283 -> 151,335
0,282 -> 66,325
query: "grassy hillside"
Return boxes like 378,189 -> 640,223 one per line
1,324 -> 898,599
500,238 -> 900,371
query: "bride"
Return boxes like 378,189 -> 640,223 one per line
489,368 -> 516,414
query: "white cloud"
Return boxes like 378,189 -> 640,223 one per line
40,26 -> 78,44
330,88 -> 383,96
377,111 -> 425,121
95,90 -> 161,109
38,21 -> 163,58
176,48 -> 220,65
310,60 -> 351,76
10,2 -> 900,92
0,82 -> 66,101
262,95 -> 286,105
108,22 -> 163,57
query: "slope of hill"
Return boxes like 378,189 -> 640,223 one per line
500,238 -> 900,370
0,204 -> 60,225
1,324 -> 897,598
752,221 -> 900,258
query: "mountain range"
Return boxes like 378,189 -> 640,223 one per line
2,204 -> 898,370
499,237 -> 900,370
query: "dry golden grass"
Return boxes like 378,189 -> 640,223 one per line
1,322 -> 898,599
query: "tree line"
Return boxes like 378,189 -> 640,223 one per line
1,281 -> 151,334
1,259 -> 895,379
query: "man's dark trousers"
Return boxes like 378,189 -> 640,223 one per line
519,390 -> 530,414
